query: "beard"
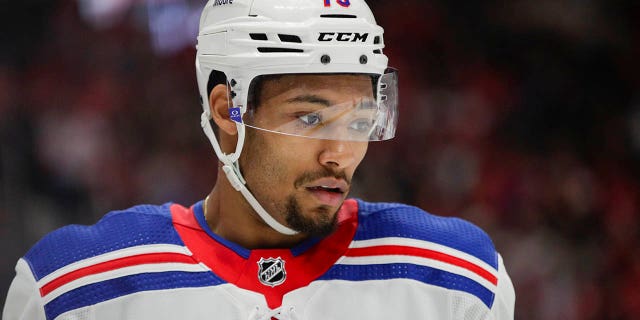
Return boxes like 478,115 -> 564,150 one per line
241,129 -> 350,237
284,194 -> 339,238
284,167 -> 350,237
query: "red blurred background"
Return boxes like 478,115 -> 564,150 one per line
1,1 -> 639,318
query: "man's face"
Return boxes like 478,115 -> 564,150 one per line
239,74 -> 371,237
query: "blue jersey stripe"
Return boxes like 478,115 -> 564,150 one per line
44,271 -> 226,319
26,204 -> 185,280
319,263 -> 495,308
354,199 -> 498,269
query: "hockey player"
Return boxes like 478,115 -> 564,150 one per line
3,0 -> 515,319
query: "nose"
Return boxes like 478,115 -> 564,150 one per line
318,140 -> 358,170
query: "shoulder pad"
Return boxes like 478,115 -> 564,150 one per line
25,203 -> 183,280
354,200 -> 498,269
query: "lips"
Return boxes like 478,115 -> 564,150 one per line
304,178 -> 349,207
305,178 -> 348,193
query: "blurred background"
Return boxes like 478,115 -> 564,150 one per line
1,0 -> 639,318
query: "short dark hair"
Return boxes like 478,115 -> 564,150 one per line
206,70 -> 227,97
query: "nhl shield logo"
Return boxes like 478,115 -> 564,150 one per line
257,257 -> 287,287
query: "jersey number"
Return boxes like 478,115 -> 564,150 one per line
324,0 -> 351,7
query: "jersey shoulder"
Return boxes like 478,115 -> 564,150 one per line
24,203 -> 184,281
354,199 -> 498,269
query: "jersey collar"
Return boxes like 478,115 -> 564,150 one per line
171,199 -> 359,308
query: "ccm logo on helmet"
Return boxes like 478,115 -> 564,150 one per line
318,32 -> 368,42
212,0 -> 233,6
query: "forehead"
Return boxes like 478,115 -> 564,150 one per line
258,74 -> 374,103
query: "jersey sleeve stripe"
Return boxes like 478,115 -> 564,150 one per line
320,263 -> 496,308
24,204 -> 185,280
349,237 -> 498,276
39,252 -> 199,298
337,255 -> 497,291
42,262 -> 208,304
345,245 -> 498,286
36,244 -> 192,285
44,271 -> 225,320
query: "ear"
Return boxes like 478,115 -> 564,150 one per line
209,84 -> 238,136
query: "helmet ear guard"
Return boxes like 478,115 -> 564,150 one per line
196,0 -> 395,235
198,65 -> 244,166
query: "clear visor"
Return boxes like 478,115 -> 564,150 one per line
230,69 -> 398,142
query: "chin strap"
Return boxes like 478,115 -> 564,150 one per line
222,164 -> 299,235
202,111 -> 299,235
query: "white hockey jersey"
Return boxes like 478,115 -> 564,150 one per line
3,199 -> 515,319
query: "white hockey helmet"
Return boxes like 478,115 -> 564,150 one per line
196,0 -> 397,235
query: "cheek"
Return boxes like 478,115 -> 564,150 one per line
278,142 -> 318,178
351,142 -> 369,169
358,142 -> 369,160
242,134 -> 306,187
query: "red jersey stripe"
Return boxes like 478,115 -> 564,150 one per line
344,245 -> 498,285
40,252 -> 198,297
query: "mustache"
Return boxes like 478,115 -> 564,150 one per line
294,167 -> 350,189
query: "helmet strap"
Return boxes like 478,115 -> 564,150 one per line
201,111 -> 299,235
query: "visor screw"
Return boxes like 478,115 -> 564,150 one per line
359,55 -> 368,64
230,79 -> 237,87
321,54 -> 331,65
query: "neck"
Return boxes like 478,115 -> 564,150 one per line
204,169 -> 308,249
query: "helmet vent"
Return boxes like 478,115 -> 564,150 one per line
250,33 -> 268,41
320,14 -> 357,18
374,36 -> 381,44
278,34 -> 302,43
373,49 -> 382,54
258,47 -> 304,53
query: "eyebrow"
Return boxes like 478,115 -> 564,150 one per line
286,95 -> 332,107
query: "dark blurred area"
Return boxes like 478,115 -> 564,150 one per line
1,0 -> 639,318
